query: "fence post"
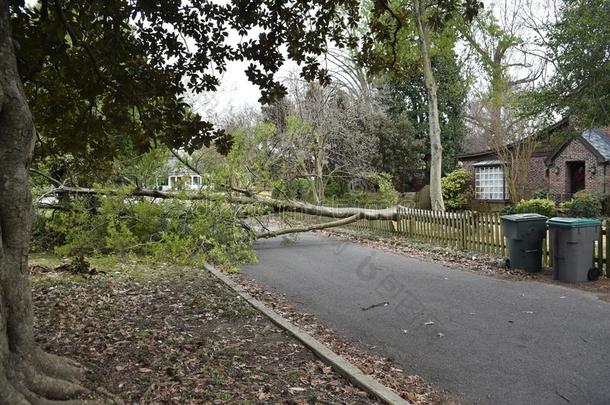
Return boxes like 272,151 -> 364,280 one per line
426,210 -> 432,241
492,213 -> 498,255
442,211 -> 447,246
598,222 -> 604,272
415,210 -> 425,239
605,219 -> 610,277
482,212 -> 488,253
470,211 -> 472,251
408,209 -> 413,237
460,212 -> 466,250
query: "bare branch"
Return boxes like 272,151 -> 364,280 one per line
255,214 -> 361,239
30,168 -> 62,187
170,149 -> 201,176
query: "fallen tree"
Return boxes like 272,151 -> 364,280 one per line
38,185 -> 403,240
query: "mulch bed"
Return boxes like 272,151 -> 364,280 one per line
230,274 -> 459,405
317,229 -> 610,303
31,260 -> 383,404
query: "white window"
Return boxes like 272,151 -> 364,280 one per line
169,176 -> 178,187
192,175 -> 201,186
475,166 -> 507,200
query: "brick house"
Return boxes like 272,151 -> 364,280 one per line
546,128 -> 610,201
457,122 -> 610,206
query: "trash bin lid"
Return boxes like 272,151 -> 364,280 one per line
501,213 -> 548,222
547,217 -> 602,227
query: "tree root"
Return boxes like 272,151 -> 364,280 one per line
17,357 -> 89,400
11,376 -> 91,405
95,387 -> 124,405
0,350 -> 97,405
0,372 -> 31,405
35,349 -> 86,382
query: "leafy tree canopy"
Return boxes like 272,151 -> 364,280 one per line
10,0 -> 359,175
358,0 -> 481,74
378,52 -> 468,173
526,0 -> 610,127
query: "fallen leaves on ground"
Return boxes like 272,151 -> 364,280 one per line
32,259 -> 380,404
230,274 -> 459,405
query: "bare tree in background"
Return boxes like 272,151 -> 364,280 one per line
284,77 -> 376,203
326,49 -> 375,110
461,0 -> 548,202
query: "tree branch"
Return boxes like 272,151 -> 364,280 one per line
30,168 -> 62,187
170,149 -> 201,176
45,185 -> 402,220
255,214 -> 362,239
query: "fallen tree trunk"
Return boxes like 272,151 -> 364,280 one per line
39,186 -> 403,240
45,186 -> 403,220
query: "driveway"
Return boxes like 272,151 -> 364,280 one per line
242,233 -> 610,405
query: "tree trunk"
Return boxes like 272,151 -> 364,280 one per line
0,3 -> 88,403
488,71 -> 535,204
414,0 -> 445,212
312,132 -> 325,205
48,185 -> 402,221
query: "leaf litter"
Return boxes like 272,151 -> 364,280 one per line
31,258 -> 382,404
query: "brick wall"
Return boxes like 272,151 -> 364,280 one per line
524,155 -> 548,197
548,138 -> 607,196
459,153 -> 548,201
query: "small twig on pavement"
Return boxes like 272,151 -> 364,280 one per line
361,301 -> 389,311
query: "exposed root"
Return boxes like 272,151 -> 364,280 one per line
0,372 -> 31,405
35,350 -> 86,382
95,387 -> 125,405
19,359 -> 89,400
12,377 -> 87,405
1,351 -> 91,405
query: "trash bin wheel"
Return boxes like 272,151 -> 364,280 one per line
588,267 -> 601,281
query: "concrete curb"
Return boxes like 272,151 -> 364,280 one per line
205,263 -> 411,405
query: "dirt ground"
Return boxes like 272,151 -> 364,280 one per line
30,256 -> 385,404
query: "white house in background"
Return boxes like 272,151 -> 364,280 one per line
157,155 -> 204,191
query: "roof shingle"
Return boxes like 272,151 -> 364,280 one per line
582,128 -> 610,161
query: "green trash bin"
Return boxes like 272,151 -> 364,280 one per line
547,217 -> 602,282
501,213 -> 548,272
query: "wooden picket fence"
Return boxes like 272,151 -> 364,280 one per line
279,206 -> 610,275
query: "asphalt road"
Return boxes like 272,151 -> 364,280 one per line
242,233 -> 610,405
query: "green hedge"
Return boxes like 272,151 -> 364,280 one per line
515,198 -> 556,217
562,190 -> 603,218
441,168 -> 472,211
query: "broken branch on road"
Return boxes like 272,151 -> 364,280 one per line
361,301 -> 390,311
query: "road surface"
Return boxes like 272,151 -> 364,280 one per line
242,233 -> 610,405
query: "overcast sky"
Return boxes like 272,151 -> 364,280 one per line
22,0 -> 551,123
192,59 -> 299,121
197,0 -> 553,122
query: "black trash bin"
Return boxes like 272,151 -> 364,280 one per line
501,213 -> 548,272
547,217 -> 602,282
